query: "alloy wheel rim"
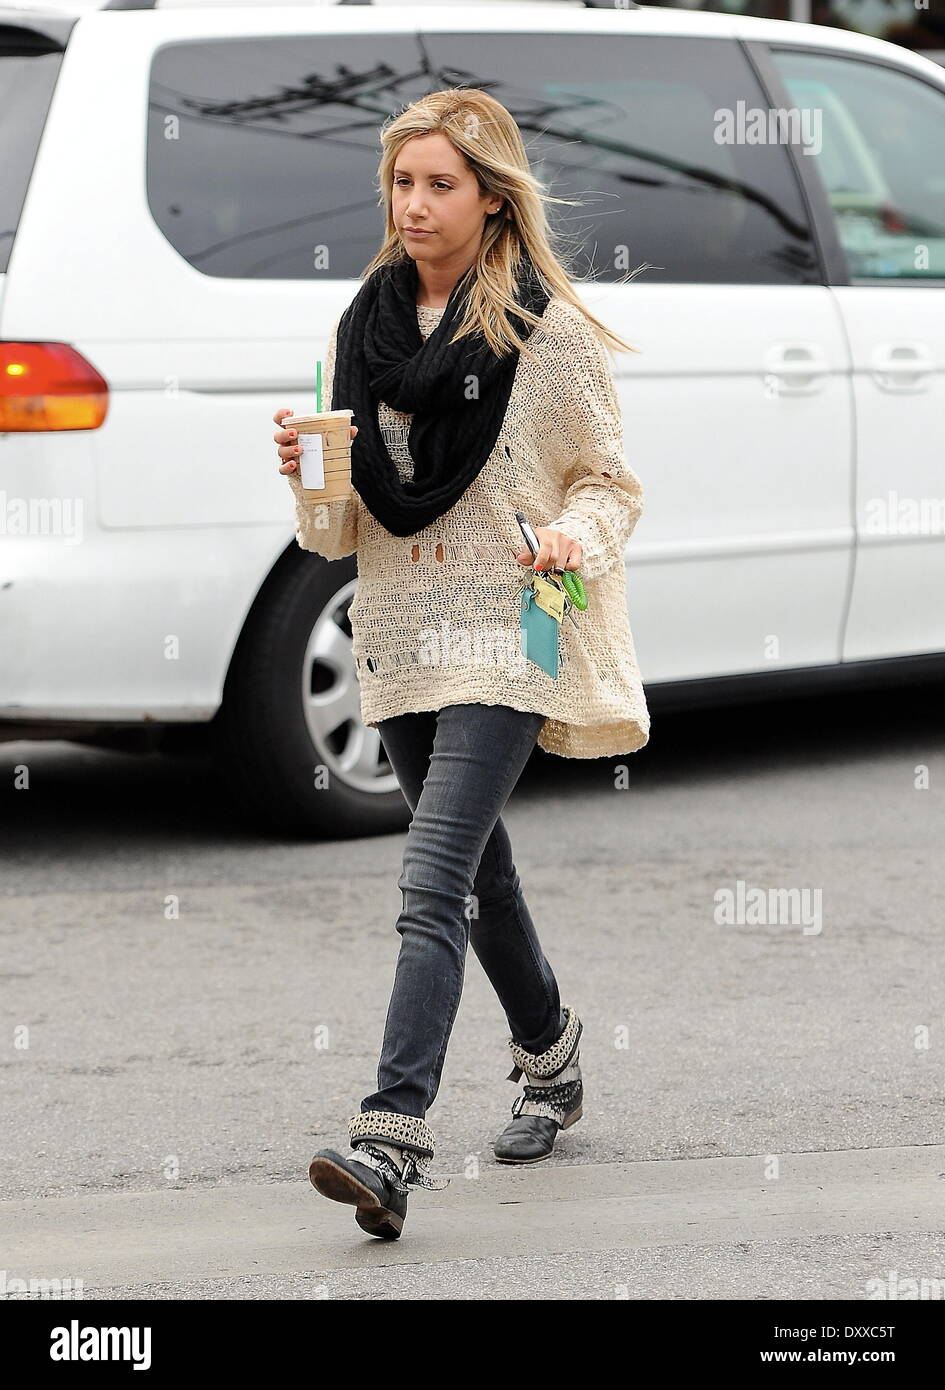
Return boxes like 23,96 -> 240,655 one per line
301,579 -> 399,795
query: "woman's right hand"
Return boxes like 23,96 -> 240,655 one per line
273,407 -> 358,474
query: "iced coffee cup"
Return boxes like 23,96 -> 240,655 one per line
281,409 -> 354,501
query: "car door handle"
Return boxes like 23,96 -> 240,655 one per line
870,344 -> 936,392
763,345 -> 831,395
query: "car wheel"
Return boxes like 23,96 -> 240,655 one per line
213,548 -> 410,839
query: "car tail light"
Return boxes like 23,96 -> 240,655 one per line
0,342 -> 108,430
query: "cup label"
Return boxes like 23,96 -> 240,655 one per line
298,432 -> 325,489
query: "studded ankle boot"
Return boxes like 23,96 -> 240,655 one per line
493,1004 -> 583,1164
309,1110 -> 449,1239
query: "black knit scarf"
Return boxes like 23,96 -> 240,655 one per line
331,249 -> 551,537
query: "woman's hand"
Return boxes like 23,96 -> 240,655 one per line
273,407 -> 358,473
514,526 -> 583,573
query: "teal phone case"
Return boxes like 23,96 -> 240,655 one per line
520,584 -> 559,678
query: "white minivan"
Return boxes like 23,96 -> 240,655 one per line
2,0 -> 944,836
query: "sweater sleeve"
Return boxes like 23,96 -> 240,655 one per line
285,315 -> 358,561
542,303 -> 643,582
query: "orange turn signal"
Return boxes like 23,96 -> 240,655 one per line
0,341 -> 108,431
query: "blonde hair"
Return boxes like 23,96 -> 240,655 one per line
361,87 -> 649,366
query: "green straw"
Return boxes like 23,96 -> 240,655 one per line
315,357 -> 322,414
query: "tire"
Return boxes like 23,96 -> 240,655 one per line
212,547 -> 411,839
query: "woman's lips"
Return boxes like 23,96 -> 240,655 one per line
405,229 -> 434,237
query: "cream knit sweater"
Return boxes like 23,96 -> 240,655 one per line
286,293 -> 649,758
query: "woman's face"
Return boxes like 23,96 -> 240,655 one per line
391,132 -> 502,267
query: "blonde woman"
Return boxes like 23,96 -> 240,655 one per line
274,88 -> 649,1240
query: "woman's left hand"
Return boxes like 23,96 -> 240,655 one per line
514,526 -> 583,573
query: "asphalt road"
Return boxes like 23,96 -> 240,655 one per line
2,681 -> 944,1300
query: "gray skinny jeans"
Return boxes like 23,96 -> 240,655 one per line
359,702 -> 567,1121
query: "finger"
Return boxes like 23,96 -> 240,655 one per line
546,534 -> 574,572
274,426 -> 298,446
350,425 -> 358,438
562,544 -> 582,571
277,442 -> 300,461
273,408 -> 293,426
278,460 -> 298,474
533,536 -> 553,570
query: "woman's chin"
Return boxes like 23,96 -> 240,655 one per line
400,239 -> 441,263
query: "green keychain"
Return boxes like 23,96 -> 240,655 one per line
559,569 -> 588,611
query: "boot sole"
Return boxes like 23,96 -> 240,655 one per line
308,1156 -> 404,1239
493,1104 -> 583,1164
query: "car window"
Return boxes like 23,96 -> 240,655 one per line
770,48 -> 945,281
0,26 -> 66,275
147,31 -> 817,284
